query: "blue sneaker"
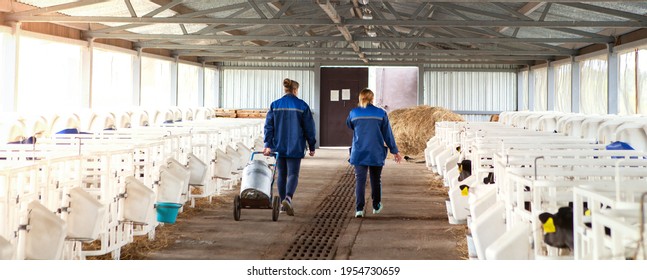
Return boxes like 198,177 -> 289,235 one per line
282,197 -> 294,216
373,203 -> 383,214
355,210 -> 364,218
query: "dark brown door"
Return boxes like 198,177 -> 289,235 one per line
320,67 -> 368,146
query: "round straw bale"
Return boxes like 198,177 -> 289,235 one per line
388,105 -> 464,157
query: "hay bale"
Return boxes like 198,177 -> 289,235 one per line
389,105 -> 464,157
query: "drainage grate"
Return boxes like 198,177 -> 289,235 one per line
282,165 -> 356,260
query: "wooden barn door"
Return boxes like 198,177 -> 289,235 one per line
320,67 -> 368,147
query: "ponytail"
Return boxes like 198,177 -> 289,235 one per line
283,78 -> 299,93
358,88 -> 374,108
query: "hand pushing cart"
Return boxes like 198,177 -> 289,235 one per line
233,152 -> 280,221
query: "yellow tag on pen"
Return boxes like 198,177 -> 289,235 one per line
543,217 -> 556,233
461,186 -> 469,197
585,209 -> 591,216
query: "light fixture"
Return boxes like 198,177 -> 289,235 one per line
366,26 -> 376,37
361,8 -> 372,20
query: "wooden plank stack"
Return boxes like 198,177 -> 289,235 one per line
214,109 -> 237,118
235,109 -> 268,119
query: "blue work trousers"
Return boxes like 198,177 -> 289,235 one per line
276,157 -> 302,202
354,165 -> 383,212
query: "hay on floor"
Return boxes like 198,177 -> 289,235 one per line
84,192 -> 232,260
389,106 -> 464,157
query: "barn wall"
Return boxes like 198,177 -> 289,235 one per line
423,69 -> 517,117
221,67 -> 316,110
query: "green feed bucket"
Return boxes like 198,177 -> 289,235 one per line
156,202 -> 182,224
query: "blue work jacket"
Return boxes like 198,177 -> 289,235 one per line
264,94 -> 317,158
346,104 -> 399,166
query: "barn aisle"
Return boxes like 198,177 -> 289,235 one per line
145,148 -> 463,260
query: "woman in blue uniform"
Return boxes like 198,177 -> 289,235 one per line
263,78 -> 316,216
346,88 -> 402,218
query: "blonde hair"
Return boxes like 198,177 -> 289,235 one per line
283,78 -> 299,93
358,88 -> 374,108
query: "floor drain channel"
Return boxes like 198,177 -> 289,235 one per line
282,165 -> 356,260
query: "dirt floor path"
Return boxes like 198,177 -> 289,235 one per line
142,148 -> 466,260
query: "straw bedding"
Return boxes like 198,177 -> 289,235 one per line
85,192 -> 233,260
429,172 -> 468,259
389,106 -> 464,157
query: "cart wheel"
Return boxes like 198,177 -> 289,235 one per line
272,196 -> 280,221
234,195 -> 241,221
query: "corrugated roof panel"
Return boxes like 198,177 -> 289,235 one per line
129,23 -> 184,35
592,2 -> 647,14
19,0 -> 177,18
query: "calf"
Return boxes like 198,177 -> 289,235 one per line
538,207 -> 574,251
539,204 -> 611,252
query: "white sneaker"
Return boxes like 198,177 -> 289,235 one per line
373,203 -> 383,214
282,199 -> 294,216
355,210 -> 364,218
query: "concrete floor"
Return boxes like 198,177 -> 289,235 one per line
146,148 -> 464,260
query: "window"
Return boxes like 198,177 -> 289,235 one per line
17,36 -> 84,113
177,63 -> 201,108
618,48 -> 647,115
579,56 -> 608,114
618,50 -> 636,115
0,32 -> 6,112
91,48 -> 134,110
204,67 -> 219,107
639,49 -> 647,114
140,56 -> 173,108
554,63 -> 572,113
532,67 -> 547,111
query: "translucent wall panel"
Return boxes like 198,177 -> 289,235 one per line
554,63 -> 572,113
424,71 -> 516,111
17,36 -> 84,113
0,31 -> 6,112
222,69 -> 315,109
579,56 -> 608,114
204,68 -> 219,107
177,63 -> 200,108
91,48 -> 134,110
618,50 -> 636,115
532,67 -> 548,111
140,56 -> 173,108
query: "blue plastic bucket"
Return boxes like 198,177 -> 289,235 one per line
156,202 -> 182,224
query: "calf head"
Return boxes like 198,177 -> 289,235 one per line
457,159 -> 472,182
538,207 -> 574,251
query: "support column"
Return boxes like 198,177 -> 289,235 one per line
517,69 -> 523,111
313,63 -> 321,148
418,64 -> 425,105
82,39 -> 93,108
171,54 -> 179,106
133,48 -> 142,107
198,61 -> 205,107
217,62 -> 223,108
547,61 -> 555,111
528,67 -> 535,111
607,44 -> 618,114
571,57 -> 580,113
